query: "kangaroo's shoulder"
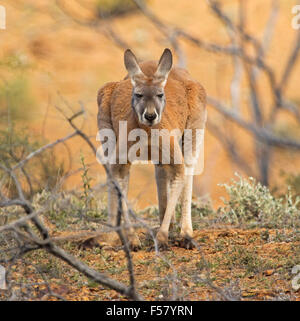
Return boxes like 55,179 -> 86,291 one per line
97,81 -> 118,108
168,67 -> 207,127
97,80 -> 132,114
170,67 -> 206,101
97,82 -> 119,129
97,79 -> 133,130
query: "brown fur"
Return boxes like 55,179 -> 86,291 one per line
97,51 -> 207,248
98,61 -> 206,137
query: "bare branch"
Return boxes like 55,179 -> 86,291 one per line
46,242 -> 142,300
55,0 -> 129,49
132,0 -> 186,68
253,0 -> 279,80
207,121 -> 255,176
0,115 -> 143,300
279,30 -> 300,92
207,96 -> 300,150
12,132 -> 77,172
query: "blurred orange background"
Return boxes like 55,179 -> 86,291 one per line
1,0 -> 299,209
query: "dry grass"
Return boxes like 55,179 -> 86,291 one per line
1,175 -> 299,301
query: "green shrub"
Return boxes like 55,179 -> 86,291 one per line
285,173 -> 300,198
224,245 -> 267,274
0,77 -> 35,123
219,173 -> 300,228
32,188 -> 107,231
0,125 -> 65,198
0,53 -> 34,123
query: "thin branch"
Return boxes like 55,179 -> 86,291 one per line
207,96 -> 300,150
12,132 -> 77,172
207,121 -> 255,176
46,242 -> 142,300
279,30 -> 300,92
253,0 -> 279,80
55,0 -> 129,49
132,0 -> 186,68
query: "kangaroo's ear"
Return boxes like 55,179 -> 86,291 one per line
124,49 -> 143,85
154,48 -> 173,85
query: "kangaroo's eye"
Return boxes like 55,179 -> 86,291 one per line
134,93 -> 143,99
157,94 -> 164,98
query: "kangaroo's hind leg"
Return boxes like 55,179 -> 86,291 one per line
180,171 -> 193,239
108,163 -> 141,250
179,126 -> 205,248
156,163 -> 185,247
155,164 -> 169,224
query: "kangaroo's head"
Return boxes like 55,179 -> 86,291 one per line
124,48 -> 173,127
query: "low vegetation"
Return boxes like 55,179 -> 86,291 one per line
1,151 -> 299,300
219,174 -> 300,229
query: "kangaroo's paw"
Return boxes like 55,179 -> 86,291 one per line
156,230 -> 169,250
127,233 -> 141,251
178,236 -> 195,250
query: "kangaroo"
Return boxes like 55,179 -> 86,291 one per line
97,48 -> 206,248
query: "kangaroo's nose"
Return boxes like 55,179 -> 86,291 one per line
144,113 -> 157,121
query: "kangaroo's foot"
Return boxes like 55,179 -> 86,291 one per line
156,229 -> 169,250
177,236 -> 195,249
127,232 -> 141,251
